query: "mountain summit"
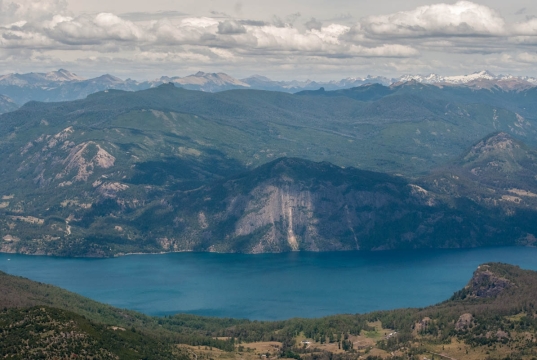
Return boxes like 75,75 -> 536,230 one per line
0,69 -> 84,86
150,71 -> 250,91
0,69 -> 536,106
397,70 -> 537,90
459,132 -> 536,173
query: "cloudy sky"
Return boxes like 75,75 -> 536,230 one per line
0,0 -> 536,80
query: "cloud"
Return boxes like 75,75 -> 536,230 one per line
271,13 -> 301,28
517,52 -> 537,63
1,0 -> 537,79
360,1 -> 506,37
44,13 -> 144,45
210,10 -> 230,18
118,11 -> 188,22
239,20 -> 268,27
513,18 -> 537,35
304,18 -> 322,31
18,10 -> 412,59
0,0 -> 67,24
353,44 -> 419,57
218,20 -> 246,34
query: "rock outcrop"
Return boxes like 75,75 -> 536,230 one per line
455,313 -> 474,331
465,265 -> 514,298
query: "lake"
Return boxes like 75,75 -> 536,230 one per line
1,247 -> 537,320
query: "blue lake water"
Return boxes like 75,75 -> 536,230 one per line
1,247 -> 537,320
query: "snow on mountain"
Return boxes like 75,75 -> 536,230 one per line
43,69 -> 85,82
0,69 -> 84,86
1,69 -> 536,105
241,75 -> 392,92
396,70 -> 537,88
398,70 -> 494,84
178,71 -> 249,87
148,71 -> 250,91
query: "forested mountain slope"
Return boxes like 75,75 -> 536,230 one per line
1,140 -> 537,256
0,84 -> 536,255
3,263 -> 537,359
3,82 -> 536,175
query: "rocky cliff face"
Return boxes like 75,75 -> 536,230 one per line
190,158 -> 422,253
467,265 -> 514,298
448,264 -> 517,303
146,157 -> 525,254
233,184 -> 316,252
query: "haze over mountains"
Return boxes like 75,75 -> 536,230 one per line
1,69 -> 537,113
1,80 -> 537,256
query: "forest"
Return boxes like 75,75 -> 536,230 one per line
2,263 -> 537,359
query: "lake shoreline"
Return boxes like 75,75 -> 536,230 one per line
3,243 -> 535,260
2,246 -> 537,320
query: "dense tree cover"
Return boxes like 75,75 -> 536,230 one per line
1,82 -> 537,256
0,306 -> 180,359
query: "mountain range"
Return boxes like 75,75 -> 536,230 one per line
0,69 -> 536,111
0,82 -> 537,256
397,70 -> 537,90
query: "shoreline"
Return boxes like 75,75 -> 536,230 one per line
115,250 -> 193,257
1,244 -> 534,260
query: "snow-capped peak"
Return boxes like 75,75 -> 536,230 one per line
398,70 -> 497,85
44,69 -> 85,82
397,70 -> 537,85
154,71 -> 250,88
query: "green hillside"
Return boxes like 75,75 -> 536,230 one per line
421,132 -> 537,223
2,137 -> 537,256
2,83 -> 535,177
3,263 -> 537,359
0,306 -> 178,359
0,84 -> 537,256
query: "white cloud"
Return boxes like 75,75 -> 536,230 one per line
45,13 -> 144,45
310,24 -> 349,45
218,20 -> 247,34
1,0 -> 537,78
0,0 -> 67,24
513,18 -> 537,35
361,1 -> 506,37
516,52 -> 537,63
352,44 -> 419,57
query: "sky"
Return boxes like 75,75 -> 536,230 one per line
0,0 -> 536,80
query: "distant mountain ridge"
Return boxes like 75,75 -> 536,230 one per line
400,70 -> 512,84
0,94 -> 18,114
0,69 -> 536,107
397,70 -> 537,91
0,69 -> 84,86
